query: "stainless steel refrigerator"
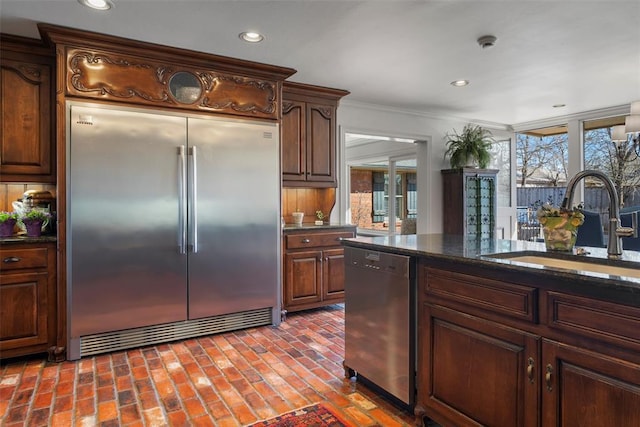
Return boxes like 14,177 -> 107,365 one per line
67,103 -> 280,359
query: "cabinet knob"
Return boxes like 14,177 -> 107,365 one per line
301,238 -> 310,243
3,256 -> 21,263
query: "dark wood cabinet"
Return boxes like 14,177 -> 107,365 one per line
541,340 -> 640,427
416,259 -> 640,427
441,168 -> 498,241
0,34 -> 55,182
282,82 -> 349,188
421,304 -> 539,427
282,227 -> 355,312
0,242 -> 58,359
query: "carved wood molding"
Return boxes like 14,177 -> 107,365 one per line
68,50 -> 172,103
282,101 -> 302,114
66,48 -> 278,118
312,105 -> 333,119
1,62 -> 45,84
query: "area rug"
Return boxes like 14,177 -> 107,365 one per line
248,403 -> 356,427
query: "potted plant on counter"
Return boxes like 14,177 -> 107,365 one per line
0,211 -> 19,237
536,203 -> 585,251
19,210 -> 51,238
444,124 -> 494,169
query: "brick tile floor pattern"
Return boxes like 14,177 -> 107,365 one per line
0,305 -> 417,426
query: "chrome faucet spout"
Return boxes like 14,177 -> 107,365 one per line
562,170 -> 632,259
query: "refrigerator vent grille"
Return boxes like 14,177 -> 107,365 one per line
79,308 -> 272,357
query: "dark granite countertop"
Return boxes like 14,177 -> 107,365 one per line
342,234 -> 640,304
283,223 -> 356,232
0,235 -> 57,245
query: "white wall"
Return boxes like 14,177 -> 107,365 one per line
336,101 -> 498,234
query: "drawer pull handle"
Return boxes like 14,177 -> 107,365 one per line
545,364 -> 553,392
301,238 -> 310,243
3,256 -> 21,263
527,357 -> 535,383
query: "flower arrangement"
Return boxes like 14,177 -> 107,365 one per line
19,210 -> 51,225
315,210 -> 325,225
0,211 -> 19,224
536,203 -> 585,251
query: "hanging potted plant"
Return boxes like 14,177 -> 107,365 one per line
0,211 -> 19,237
444,124 -> 494,169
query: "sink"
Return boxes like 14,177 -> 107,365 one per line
484,251 -> 640,279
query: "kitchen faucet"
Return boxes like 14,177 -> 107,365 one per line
561,170 -> 637,259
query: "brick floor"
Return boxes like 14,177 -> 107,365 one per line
0,305 -> 417,426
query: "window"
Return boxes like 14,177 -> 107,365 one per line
515,125 -> 568,241
351,160 -> 417,232
371,169 -> 417,223
583,117 -> 640,211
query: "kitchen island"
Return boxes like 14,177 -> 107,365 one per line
342,234 -> 640,427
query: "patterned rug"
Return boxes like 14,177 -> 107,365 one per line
248,403 -> 357,427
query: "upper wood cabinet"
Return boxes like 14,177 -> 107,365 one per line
282,82 -> 349,188
38,24 -> 296,121
0,35 -> 55,182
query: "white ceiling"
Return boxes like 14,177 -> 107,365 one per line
2,0 -> 639,127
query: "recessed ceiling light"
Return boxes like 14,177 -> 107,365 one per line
450,80 -> 469,87
239,32 -> 264,43
78,0 -> 113,10
553,104 -> 566,108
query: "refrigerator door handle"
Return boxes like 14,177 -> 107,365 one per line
178,146 -> 187,254
189,145 -> 199,253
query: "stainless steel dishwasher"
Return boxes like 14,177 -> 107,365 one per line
343,246 -> 415,408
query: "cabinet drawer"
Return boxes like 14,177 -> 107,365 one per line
0,247 -> 49,270
546,291 -> 640,350
424,267 -> 537,323
285,231 -> 354,249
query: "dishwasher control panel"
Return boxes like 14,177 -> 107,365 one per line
346,247 -> 409,277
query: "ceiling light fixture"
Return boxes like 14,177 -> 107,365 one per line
624,100 -> 640,157
450,80 -> 469,87
239,31 -> 264,43
477,35 -> 497,49
78,0 -> 113,10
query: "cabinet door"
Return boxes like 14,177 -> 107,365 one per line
542,340 -> 640,427
281,100 -> 306,182
420,304 -> 539,427
284,250 -> 322,308
0,271 -> 49,351
305,102 -> 336,185
0,58 -> 52,179
322,248 -> 345,301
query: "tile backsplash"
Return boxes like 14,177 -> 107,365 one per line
0,183 -> 56,212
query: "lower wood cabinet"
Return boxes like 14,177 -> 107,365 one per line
542,340 -> 640,427
282,227 -> 355,312
416,259 -> 640,427
0,242 -> 58,360
421,304 -> 539,427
